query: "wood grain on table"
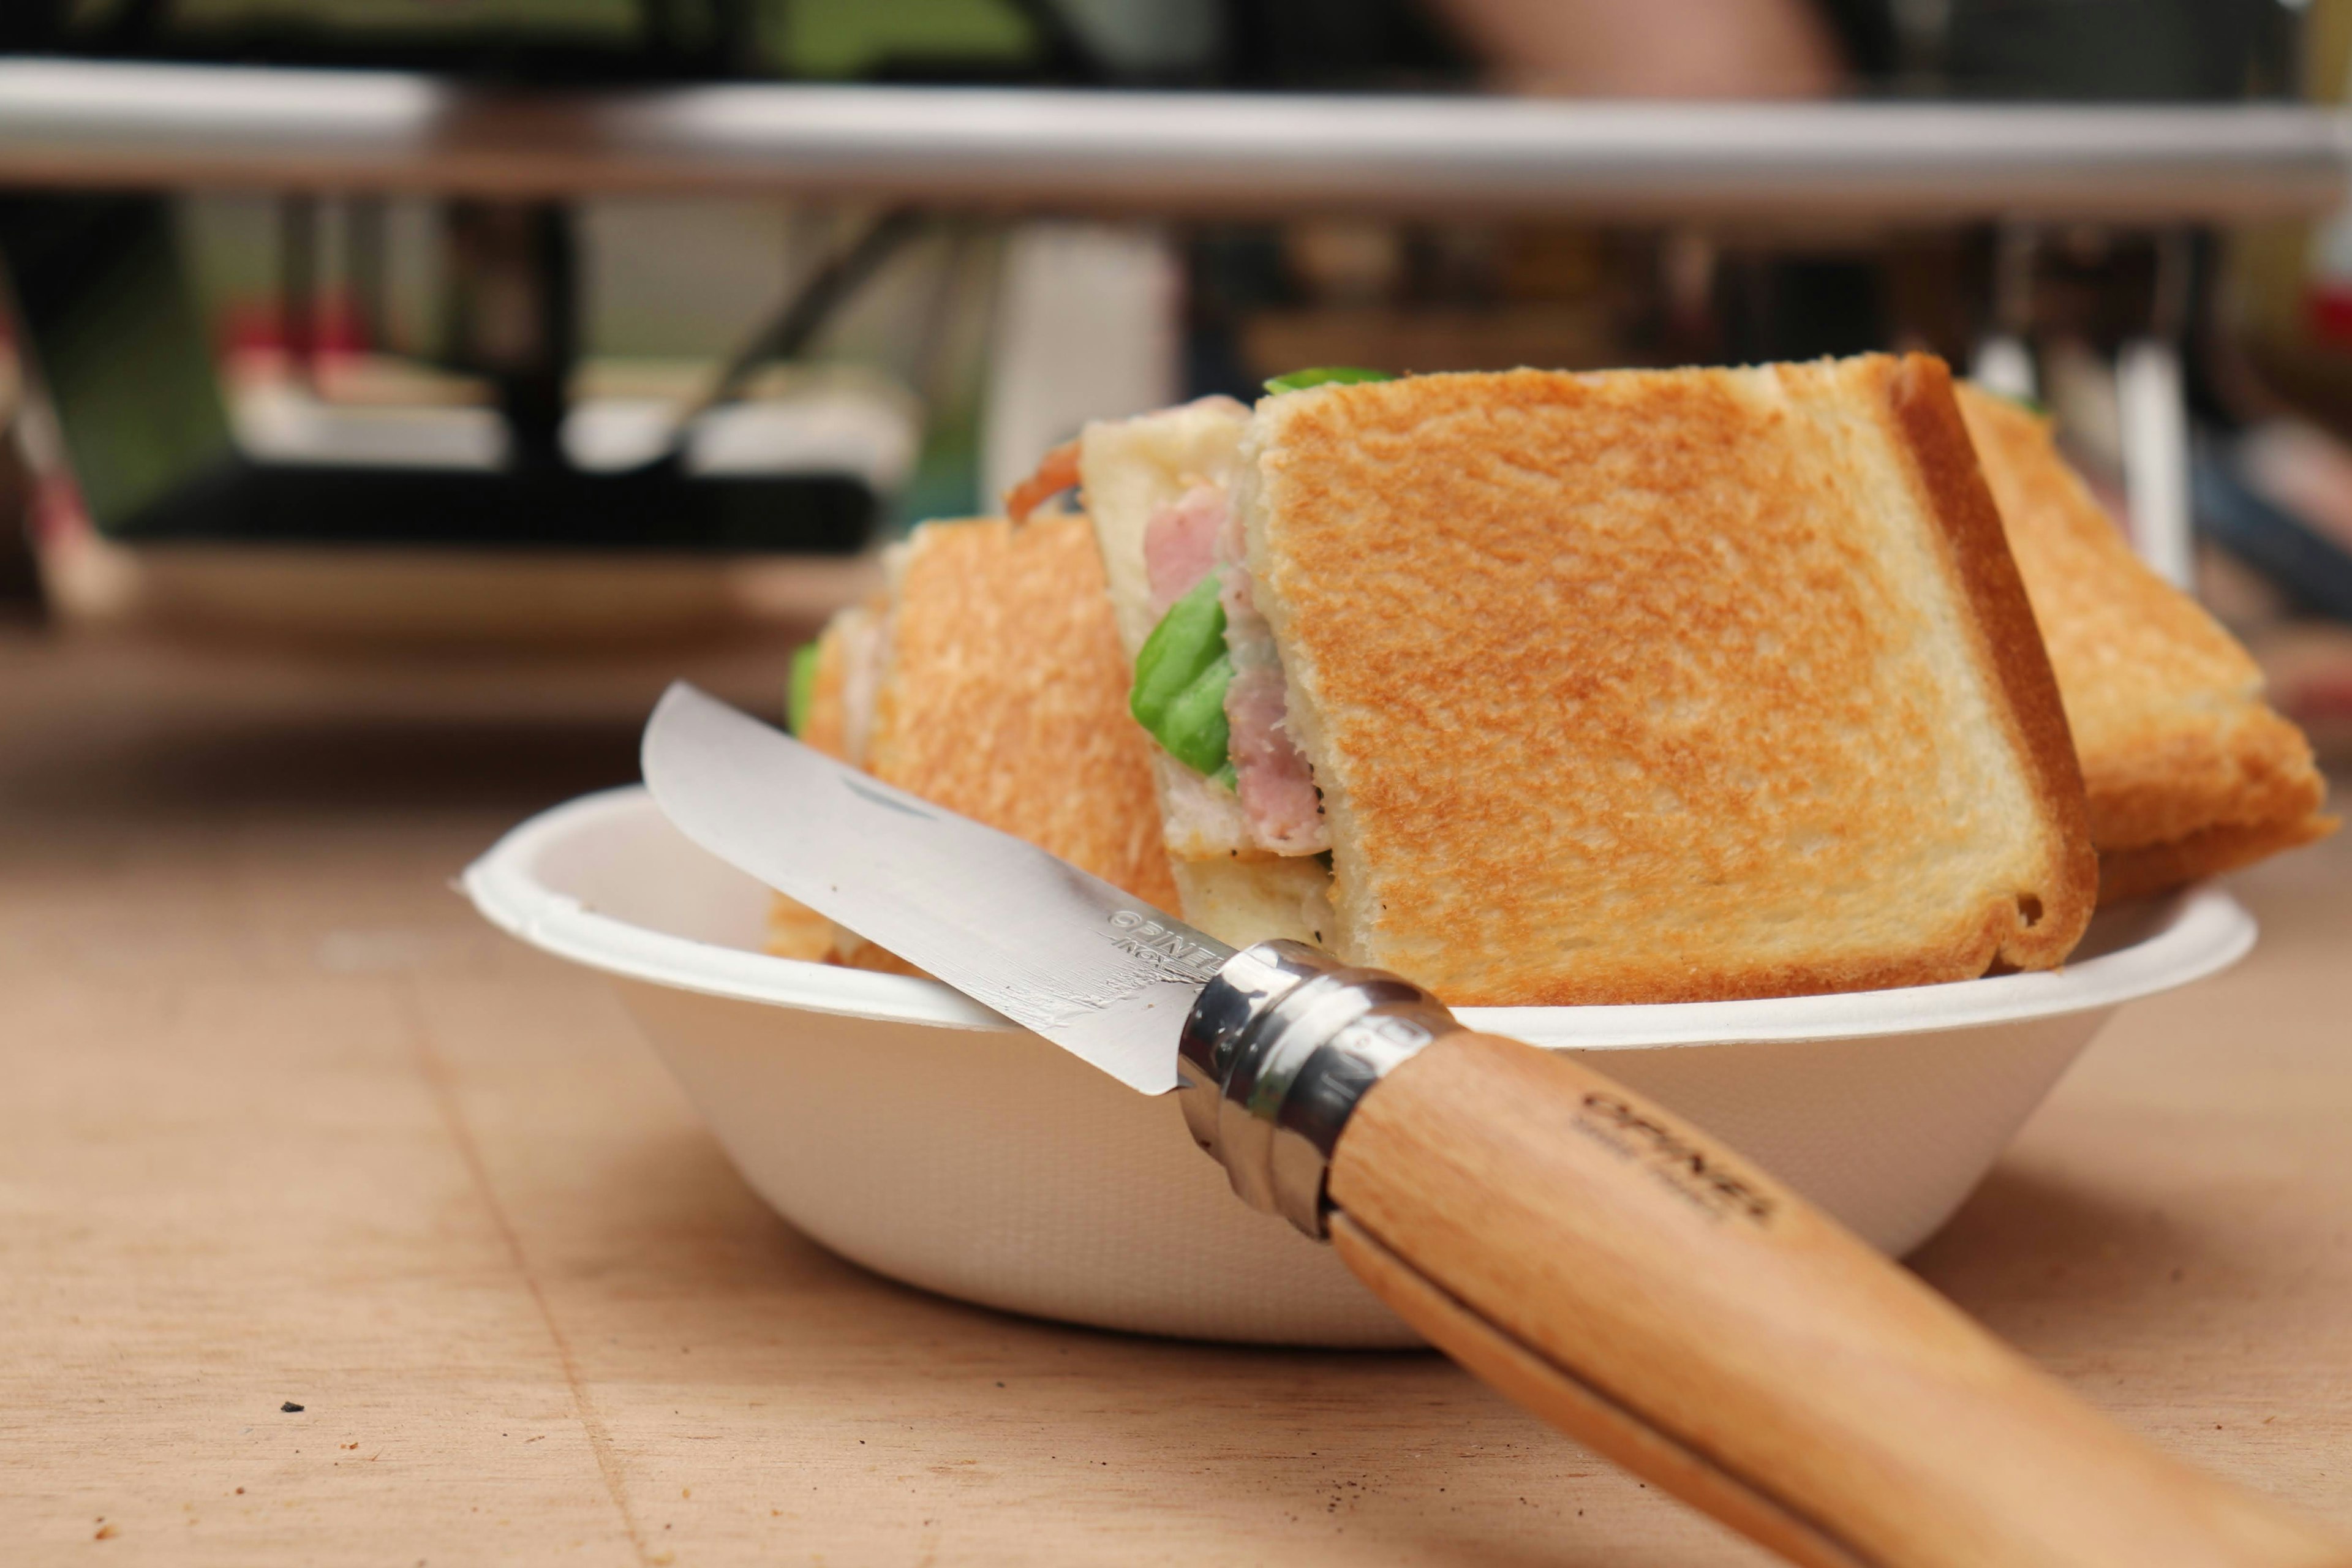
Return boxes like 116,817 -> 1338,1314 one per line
1,628 -> 2346,1567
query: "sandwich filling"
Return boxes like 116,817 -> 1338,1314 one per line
829,598 -> 891,769
787,597 -> 889,767
1037,389 -> 1352,859
1129,573 -> 1232,779
1136,478 -> 1327,853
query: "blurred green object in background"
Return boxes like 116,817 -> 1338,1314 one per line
0,195 -> 234,534
775,0 -> 1037,78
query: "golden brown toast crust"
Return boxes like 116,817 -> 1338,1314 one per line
1243,356 -> 2094,1006
764,894 -> 839,962
766,519 -> 1178,964
1956,384 -> 2334,895
867,514 -> 1180,913
1887,357 -> 2097,967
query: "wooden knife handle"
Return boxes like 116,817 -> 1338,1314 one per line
1325,1031 -> 2350,1568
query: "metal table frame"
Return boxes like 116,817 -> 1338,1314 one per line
7,57 -> 2342,585
0,59 -> 2347,222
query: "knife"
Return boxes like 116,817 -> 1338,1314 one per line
643,682 -> 2347,1568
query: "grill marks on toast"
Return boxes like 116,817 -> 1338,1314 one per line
1242,357 -> 2095,1006
1955,385 -> 2334,899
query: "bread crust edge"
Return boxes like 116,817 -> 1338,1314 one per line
1887,355 -> 2098,970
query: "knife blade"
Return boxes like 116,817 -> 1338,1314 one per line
643,680 -> 1227,1093
640,681 -> 2347,1568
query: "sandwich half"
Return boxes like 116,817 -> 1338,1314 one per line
1073,355 -> 2098,1005
769,513 -> 1178,967
1955,382 -> 2337,903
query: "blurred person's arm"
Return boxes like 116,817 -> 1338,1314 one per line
1432,0 -> 1844,97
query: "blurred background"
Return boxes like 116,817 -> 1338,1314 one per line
1,0 -> 2349,790
9,14 -> 2351,1554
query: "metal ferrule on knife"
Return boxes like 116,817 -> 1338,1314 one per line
1176,941 -> 1463,1238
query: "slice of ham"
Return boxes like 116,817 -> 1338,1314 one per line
1142,482 -> 1227,613
1003,440 -> 1080,524
1224,663 -> 1327,854
1211,498 -> 1329,854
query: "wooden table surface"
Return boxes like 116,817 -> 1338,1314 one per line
3,624 -> 2348,1567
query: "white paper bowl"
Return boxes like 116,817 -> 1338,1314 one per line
464,786 -> 2255,1348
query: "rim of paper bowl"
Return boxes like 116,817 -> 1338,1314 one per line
462,786 -> 2255,1052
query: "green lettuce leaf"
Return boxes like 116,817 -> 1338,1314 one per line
1263,366 -> 1394,395
786,641 -> 823,737
1129,574 -> 1234,777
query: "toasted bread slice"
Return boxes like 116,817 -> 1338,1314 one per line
866,514 -> 1179,913
1235,355 -> 2096,1006
1167,856 -> 1336,949
764,514 -> 1181,970
1955,383 -> 2336,900
2097,815 -> 2336,905
763,889 -> 840,962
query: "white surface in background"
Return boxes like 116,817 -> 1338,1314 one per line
1970,334 -> 2038,403
234,382 -> 508,469
2042,337 -> 2124,470
232,383 -> 919,490
2117,337 -> 2196,590
982,222 -> 1182,507
563,391 -> 919,489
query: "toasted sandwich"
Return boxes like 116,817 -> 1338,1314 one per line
1955,383 -> 2337,903
767,514 -> 1177,968
1065,355 -> 2098,1005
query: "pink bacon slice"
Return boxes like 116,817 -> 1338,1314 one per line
1225,663 -> 1328,854
1143,483 -> 1228,614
